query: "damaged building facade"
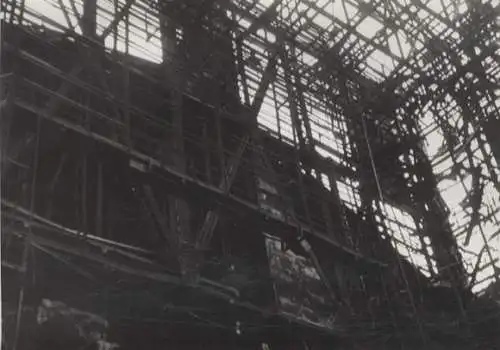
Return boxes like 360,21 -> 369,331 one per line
1,0 -> 500,349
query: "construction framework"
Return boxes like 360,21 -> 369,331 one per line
1,0 -> 499,349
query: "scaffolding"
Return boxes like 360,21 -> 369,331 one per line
1,0 -> 500,349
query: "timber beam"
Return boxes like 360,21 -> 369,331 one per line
13,98 -> 387,270
195,55 -> 278,249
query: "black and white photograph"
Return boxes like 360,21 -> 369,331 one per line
1,0 -> 499,349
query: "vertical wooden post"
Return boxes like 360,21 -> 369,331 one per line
12,238 -> 29,350
96,161 -> 103,237
159,4 -> 195,279
82,153 -> 88,235
82,0 -> 97,38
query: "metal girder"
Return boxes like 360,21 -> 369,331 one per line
13,97 -> 387,269
296,80 -> 314,148
141,184 -> 176,251
100,0 -> 136,40
236,0 -> 280,41
155,11 -> 196,278
82,0 -> 98,37
195,56 -> 278,249
21,35 -> 123,131
81,45 -> 125,125
44,63 -> 85,117
24,35 -> 128,145
250,54 -> 278,115
468,244 -> 488,288
2,199 -> 240,296
57,0 -> 77,31
300,239 -> 342,304
195,133 -> 250,248
235,39 -> 251,106
281,47 -> 307,149
68,0 -> 82,23
1,133 -> 34,176
45,151 -> 69,219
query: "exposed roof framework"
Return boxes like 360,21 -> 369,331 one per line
5,0 -> 500,294
1,1 -> 500,346
208,0 -> 500,293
